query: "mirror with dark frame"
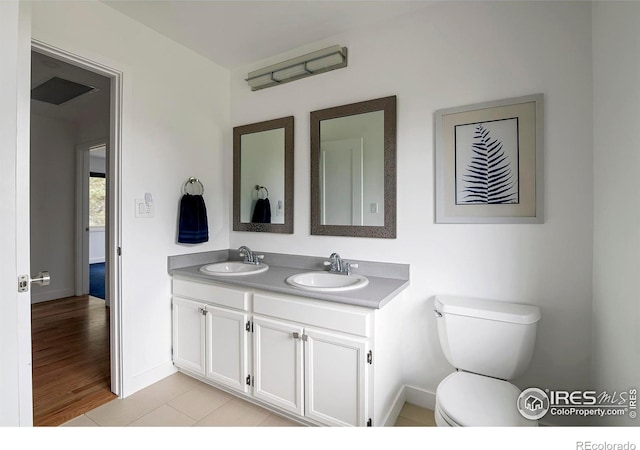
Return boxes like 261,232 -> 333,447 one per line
310,96 -> 396,238
233,116 -> 294,233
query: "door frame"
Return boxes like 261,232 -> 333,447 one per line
32,39 -> 124,397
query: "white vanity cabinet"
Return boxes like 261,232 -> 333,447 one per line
303,326 -> 369,426
171,276 -> 403,427
251,292 -> 372,427
172,296 -> 206,376
251,316 -> 304,416
172,278 -> 250,394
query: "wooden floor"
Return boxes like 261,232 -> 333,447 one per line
31,295 -> 116,426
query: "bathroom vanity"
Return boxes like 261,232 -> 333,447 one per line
168,250 -> 409,427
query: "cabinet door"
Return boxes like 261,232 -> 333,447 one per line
304,328 -> 369,426
204,305 -> 249,393
172,296 -> 206,376
252,316 -> 304,416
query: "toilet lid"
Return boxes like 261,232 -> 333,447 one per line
436,372 -> 537,427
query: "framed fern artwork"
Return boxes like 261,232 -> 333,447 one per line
434,94 -> 544,224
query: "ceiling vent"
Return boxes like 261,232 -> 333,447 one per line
31,76 -> 96,105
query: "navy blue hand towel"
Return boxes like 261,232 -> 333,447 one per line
178,194 -> 209,243
251,198 -> 271,223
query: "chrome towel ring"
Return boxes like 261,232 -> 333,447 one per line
255,185 -> 269,199
183,177 -> 204,195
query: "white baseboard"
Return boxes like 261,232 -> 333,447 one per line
380,384 -> 436,426
403,384 -> 437,410
31,287 -> 75,304
380,387 -> 406,426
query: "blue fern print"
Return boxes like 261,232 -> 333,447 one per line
460,124 -> 518,204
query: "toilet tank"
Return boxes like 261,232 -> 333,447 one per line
434,295 -> 541,380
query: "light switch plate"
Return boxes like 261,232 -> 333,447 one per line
135,198 -> 154,218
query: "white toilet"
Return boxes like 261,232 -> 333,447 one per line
433,295 -> 541,427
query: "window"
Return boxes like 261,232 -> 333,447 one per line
89,172 -> 106,227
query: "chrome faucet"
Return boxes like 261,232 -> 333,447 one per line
325,253 -> 358,275
238,246 -> 263,265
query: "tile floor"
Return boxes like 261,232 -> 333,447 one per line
61,372 -> 435,427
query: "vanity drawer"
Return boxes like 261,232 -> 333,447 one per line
253,292 -> 372,337
173,278 -> 250,311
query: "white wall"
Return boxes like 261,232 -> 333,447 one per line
230,1 -> 594,424
31,0 -> 231,396
30,114 -> 78,303
90,151 -> 106,174
592,1 -> 640,426
89,228 -> 105,264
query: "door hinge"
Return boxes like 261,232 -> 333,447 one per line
367,350 -> 373,365
366,418 -> 372,427
245,374 -> 253,386
245,320 -> 253,332
117,246 -> 122,256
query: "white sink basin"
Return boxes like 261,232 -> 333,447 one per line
199,261 -> 269,276
285,271 -> 369,292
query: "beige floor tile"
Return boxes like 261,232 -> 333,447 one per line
168,384 -> 234,420
86,372 -> 200,426
258,413 -> 303,427
420,411 -> 436,426
194,397 -> 271,427
85,396 -> 155,426
60,414 -> 99,427
128,404 -> 196,427
67,373 -> 439,429
398,403 -> 436,426
394,416 -> 425,426
131,372 -> 201,405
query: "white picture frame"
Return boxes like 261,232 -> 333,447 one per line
434,94 -> 544,224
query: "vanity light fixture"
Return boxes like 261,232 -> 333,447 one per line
246,45 -> 347,91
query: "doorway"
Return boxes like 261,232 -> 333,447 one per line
76,141 -> 109,305
88,150 -> 107,301
29,43 -> 122,425
320,138 -> 364,226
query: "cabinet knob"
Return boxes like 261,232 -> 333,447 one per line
301,334 -> 308,342
292,332 -> 300,339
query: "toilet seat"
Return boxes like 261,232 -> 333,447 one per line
435,371 -> 537,427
